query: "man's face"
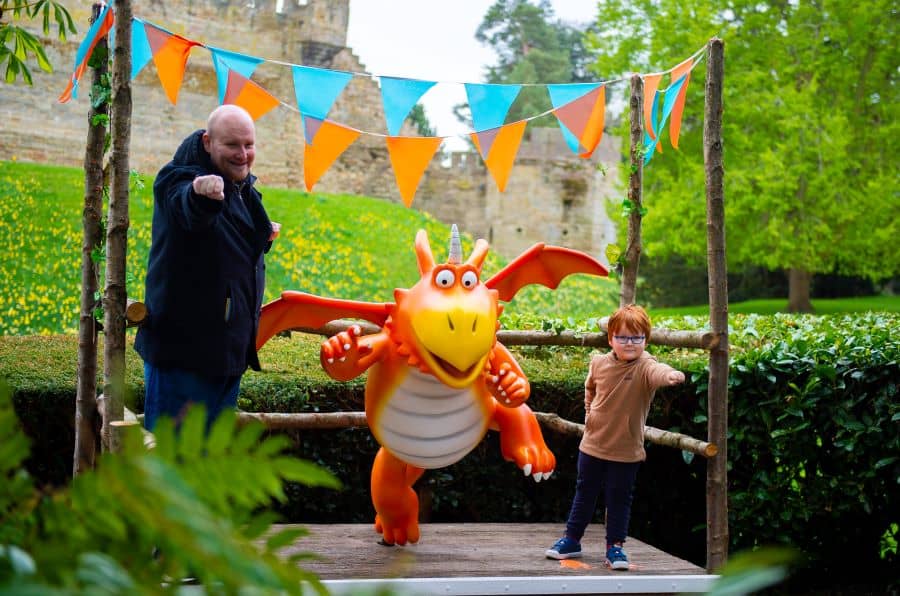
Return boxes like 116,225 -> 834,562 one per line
610,324 -> 646,361
203,114 -> 256,182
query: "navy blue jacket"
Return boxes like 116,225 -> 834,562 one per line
135,130 -> 272,376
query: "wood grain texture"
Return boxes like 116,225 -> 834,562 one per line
279,523 -> 706,580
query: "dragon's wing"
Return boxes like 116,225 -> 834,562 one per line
485,244 -> 609,303
256,291 -> 393,349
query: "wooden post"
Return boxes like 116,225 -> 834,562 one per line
704,38 -> 729,572
101,0 -> 133,452
621,74 -> 644,307
74,3 -> 108,475
109,419 -> 141,454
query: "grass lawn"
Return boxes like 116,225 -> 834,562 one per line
0,160 -> 617,335
2,160 -> 894,335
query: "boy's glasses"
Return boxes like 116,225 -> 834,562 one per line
613,335 -> 646,345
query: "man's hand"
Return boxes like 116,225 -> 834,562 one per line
269,221 -> 281,241
193,174 -> 225,201
668,370 -> 686,386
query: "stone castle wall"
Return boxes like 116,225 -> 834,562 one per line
0,0 -> 619,259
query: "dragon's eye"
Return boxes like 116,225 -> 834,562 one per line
435,269 -> 455,288
461,271 -> 478,288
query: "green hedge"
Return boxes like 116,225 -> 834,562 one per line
2,313 -> 897,588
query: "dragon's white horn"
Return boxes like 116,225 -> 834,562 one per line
448,224 -> 462,264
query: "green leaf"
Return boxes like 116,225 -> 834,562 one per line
205,409 -> 236,456
90,113 -> 109,127
75,552 -> 136,592
176,407 -> 207,458
874,456 -> 897,469
0,544 -> 36,576
274,457 -> 341,489
243,511 -> 280,540
605,243 -> 622,265
266,527 -> 309,550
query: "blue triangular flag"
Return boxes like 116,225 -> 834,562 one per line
547,82 -> 601,110
380,76 -> 436,136
644,74 -> 687,165
292,65 -> 353,143
559,122 -> 582,154
131,18 -> 153,81
464,83 -> 522,133
209,46 -> 264,104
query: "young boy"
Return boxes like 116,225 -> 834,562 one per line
545,304 -> 685,570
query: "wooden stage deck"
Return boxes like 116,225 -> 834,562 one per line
280,523 -> 718,595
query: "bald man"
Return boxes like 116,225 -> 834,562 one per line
136,105 -> 280,431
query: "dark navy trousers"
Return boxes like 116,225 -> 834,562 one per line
143,362 -> 241,432
564,450 -> 641,546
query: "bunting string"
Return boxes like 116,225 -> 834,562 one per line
58,6 -> 706,206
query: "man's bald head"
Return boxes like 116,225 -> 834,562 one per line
202,105 -> 256,182
207,104 -> 254,134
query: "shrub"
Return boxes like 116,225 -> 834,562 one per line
2,312 -> 897,589
0,378 -> 340,593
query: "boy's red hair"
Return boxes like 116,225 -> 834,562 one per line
607,304 -> 651,339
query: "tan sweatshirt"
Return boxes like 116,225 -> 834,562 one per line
580,351 -> 677,462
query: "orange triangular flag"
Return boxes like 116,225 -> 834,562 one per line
471,127 -> 501,159
385,136 -> 443,207
303,120 -> 360,191
643,73 -> 662,141
470,120 -> 527,193
145,26 -> 197,105
578,87 -> 605,158
668,58 -> 693,149
224,70 -> 280,121
553,86 -> 606,159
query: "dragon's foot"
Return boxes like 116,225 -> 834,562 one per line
511,443 -> 556,482
374,514 -> 420,546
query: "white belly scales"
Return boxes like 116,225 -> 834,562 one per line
375,368 -> 489,469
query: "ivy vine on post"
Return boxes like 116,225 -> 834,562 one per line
101,0 -> 133,454
620,74 -> 644,307
74,3 -> 110,476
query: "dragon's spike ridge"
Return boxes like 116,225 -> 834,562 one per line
448,224 -> 462,264
465,238 -> 490,272
415,229 -> 435,274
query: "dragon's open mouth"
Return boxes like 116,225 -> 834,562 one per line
431,353 -> 477,379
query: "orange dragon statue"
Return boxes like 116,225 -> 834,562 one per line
255,225 -> 608,545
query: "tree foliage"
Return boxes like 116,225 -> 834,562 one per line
468,0 -> 595,127
405,103 -> 436,137
588,0 -> 899,300
0,379 -> 340,594
0,0 -> 75,84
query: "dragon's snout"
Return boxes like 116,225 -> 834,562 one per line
412,306 -> 495,385
446,312 -> 481,334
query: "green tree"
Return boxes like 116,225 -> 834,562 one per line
590,0 -> 899,312
406,103 -> 437,137
0,0 -> 75,84
465,0 -> 594,128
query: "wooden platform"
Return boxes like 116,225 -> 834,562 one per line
280,523 -> 717,595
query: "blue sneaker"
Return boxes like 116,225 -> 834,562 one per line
606,544 -> 629,570
546,536 -> 582,559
